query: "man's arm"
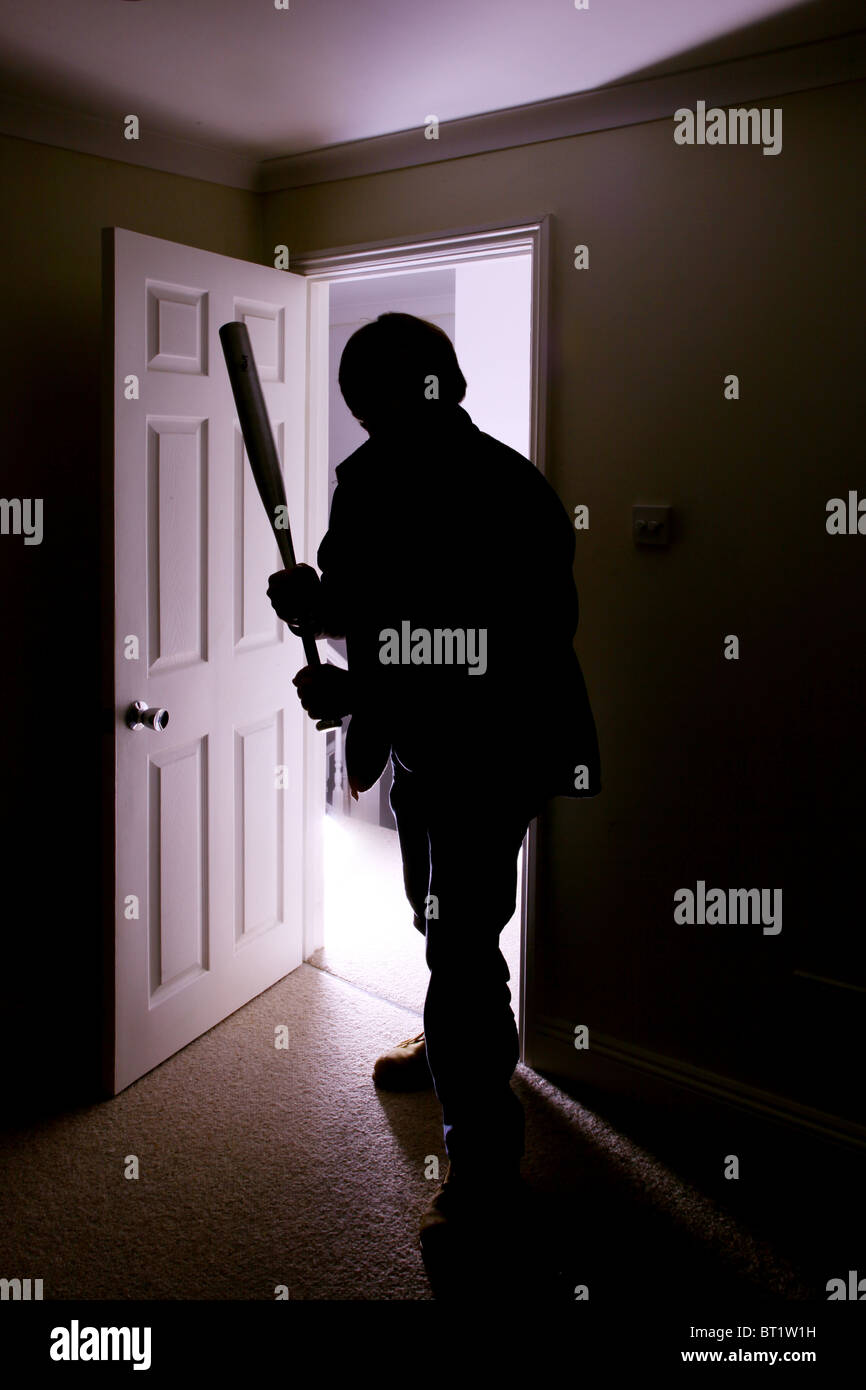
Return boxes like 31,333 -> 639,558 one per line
314,477 -> 353,638
511,469 -> 580,652
266,477 -> 358,727
267,479 -> 353,638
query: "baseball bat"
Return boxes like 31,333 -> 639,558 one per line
219,320 -> 341,729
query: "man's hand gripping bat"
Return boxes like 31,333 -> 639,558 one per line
219,320 -> 342,730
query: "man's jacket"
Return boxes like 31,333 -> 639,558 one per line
315,404 -> 601,801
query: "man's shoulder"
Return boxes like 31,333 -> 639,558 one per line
474,429 -> 569,518
334,438 -> 374,485
332,417 -> 564,517
475,429 -> 538,481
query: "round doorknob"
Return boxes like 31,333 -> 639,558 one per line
126,700 -> 169,732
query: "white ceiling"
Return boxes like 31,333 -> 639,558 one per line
0,0 -> 859,160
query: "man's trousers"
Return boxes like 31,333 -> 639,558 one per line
388,749 -> 541,1176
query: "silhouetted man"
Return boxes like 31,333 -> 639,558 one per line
268,312 -> 600,1248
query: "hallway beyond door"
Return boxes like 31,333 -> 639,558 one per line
314,810 -> 522,1016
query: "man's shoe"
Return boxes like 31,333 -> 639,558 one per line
372,1031 -> 434,1091
419,1162 -> 526,1252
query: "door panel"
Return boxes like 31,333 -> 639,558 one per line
106,228 -> 309,1093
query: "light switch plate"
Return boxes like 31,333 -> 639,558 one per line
633,504 -> 672,546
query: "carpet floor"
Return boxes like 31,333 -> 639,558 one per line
3,953 -> 847,1302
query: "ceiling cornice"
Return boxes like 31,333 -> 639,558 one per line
0,30 -> 862,196
258,30 -> 866,191
0,90 -> 261,189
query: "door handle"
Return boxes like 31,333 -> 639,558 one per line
126,701 -> 169,732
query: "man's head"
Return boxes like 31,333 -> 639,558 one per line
339,311 -> 467,433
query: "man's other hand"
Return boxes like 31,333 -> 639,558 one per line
267,564 -> 323,633
292,663 -> 353,725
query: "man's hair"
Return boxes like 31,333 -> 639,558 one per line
338,312 -> 467,426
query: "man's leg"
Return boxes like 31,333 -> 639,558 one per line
388,751 -> 431,937
421,777 -> 538,1178
370,753 -> 434,1092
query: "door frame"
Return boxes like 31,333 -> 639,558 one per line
294,216 -> 552,1061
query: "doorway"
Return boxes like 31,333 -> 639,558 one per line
103,222 -> 546,1094
297,226 -> 545,1046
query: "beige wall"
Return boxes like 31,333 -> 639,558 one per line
263,79 -> 865,1124
0,133 -> 259,1108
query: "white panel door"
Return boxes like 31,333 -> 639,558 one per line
107,228 -> 309,1093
